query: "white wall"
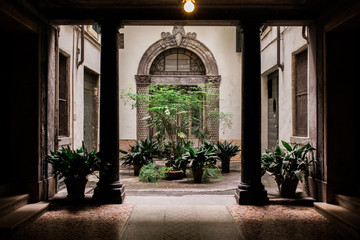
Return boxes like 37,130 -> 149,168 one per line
119,26 -> 242,140
260,26 -> 308,149
58,25 -> 101,149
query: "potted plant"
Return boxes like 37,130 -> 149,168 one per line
161,140 -> 192,179
120,84 -> 232,172
120,138 -> 159,176
181,146 -> 219,183
46,143 -> 103,201
214,140 -> 240,173
261,140 -> 316,198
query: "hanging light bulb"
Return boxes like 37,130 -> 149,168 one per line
183,0 -> 195,13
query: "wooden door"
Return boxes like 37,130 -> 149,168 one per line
84,69 -> 99,151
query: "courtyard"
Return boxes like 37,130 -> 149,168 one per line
10,161 -> 349,240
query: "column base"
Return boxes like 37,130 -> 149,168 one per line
235,183 -> 269,205
92,181 -> 125,204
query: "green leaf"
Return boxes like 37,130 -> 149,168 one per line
282,140 -> 293,152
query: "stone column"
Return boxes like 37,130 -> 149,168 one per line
235,22 -> 269,205
93,22 -> 125,203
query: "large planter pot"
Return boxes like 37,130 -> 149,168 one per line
165,170 -> 183,180
192,170 -> 203,183
279,179 -> 299,198
65,179 -> 88,201
134,164 -> 142,176
221,160 -> 230,173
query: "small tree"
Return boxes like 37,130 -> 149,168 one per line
120,83 -> 232,166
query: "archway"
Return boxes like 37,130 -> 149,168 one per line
135,26 -> 222,142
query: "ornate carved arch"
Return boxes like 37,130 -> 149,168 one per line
135,26 -> 221,141
137,26 -> 219,76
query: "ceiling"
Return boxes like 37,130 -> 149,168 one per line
23,0 -> 357,26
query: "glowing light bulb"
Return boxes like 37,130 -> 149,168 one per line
184,0 -> 195,13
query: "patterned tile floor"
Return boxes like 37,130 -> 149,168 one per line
228,204 -> 351,240
12,204 -> 134,240
8,195 -> 351,240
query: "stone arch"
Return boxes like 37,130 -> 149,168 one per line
135,26 -> 221,141
137,26 -> 219,76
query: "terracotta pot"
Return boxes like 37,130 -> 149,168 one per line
192,170 -> 203,183
65,179 -> 87,201
134,164 -> 142,176
279,179 -> 299,198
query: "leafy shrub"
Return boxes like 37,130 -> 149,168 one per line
202,167 -> 223,181
139,163 -> 165,183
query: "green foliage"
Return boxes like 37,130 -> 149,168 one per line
120,84 -> 232,160
214,140 -> 240,163
181,146 -> 219,172
261,140 -> 316,182
45,142 -> 103,181
202,167 -> 223,181
120,138 -> 159,166
139,163 -> 165,183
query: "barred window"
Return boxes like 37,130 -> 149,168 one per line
150,48 -> 205,75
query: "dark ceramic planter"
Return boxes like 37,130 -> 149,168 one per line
279,179 -> 299,198
134,164 -> 142,176
221,161 -> 230,173
192,170 -> 203,183
165,170 -> 183,180
65,179 -> 88,201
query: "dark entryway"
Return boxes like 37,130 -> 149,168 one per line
267,70 -> 279,149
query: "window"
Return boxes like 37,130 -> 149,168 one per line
150,48 -> 205,75
293,48 -> 308,137
58,53 -> 70,137
92,25 -> 101,34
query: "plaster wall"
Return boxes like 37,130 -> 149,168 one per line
119,26 -> 242,141
260,26 -> 309,150
58,25 -> 101,149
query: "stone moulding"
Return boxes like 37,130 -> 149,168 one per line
137,26 -> 219,76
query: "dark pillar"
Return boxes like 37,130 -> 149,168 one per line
235,22 -> 269,205
93,22 -> 125,203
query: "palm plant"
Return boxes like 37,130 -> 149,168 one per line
214,140 -> 240,173
120,138 -> 160,175
181,146 -> 219,183
46,142 -> 104,200
261,140 -> 316,197
46,143 -> 102,181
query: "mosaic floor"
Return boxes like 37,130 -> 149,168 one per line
9,195 -> 351,240
12,204 -> 133,240
228,204 -> 350,240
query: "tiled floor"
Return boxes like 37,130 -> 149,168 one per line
12,204 -> 133,240
8,163 -> 348,240
9,195 -> 350,240
228,204 -> 350,240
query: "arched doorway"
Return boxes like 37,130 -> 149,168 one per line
135,26 -> 222,142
